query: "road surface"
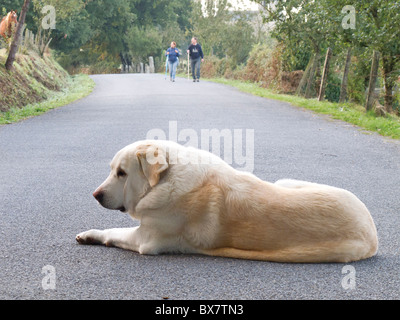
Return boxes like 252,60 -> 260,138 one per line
1,74 -> 399,299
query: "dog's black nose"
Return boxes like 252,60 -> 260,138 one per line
93,190 -> 103,203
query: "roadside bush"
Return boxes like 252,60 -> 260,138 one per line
280,70 -> 304,94
200,42 -> 303,94
242,42 -> 302,93
242,43 -> 278,84
56,49 -> 120,74
201,55 -> 226,78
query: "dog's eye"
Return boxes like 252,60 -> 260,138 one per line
117,169 -> 127,177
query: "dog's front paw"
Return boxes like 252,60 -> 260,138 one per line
76,230 -> 104,245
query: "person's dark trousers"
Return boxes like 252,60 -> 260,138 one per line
190,57 -> 201,80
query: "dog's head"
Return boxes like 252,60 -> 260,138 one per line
93,142 -> 169,214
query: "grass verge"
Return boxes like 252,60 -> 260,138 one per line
0,74 -> 95,125
208,78 -> 400,140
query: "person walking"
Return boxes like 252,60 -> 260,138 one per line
187,37 -> 204,82
165,41 -> 180,82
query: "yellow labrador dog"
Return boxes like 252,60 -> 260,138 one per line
76,140 -> 378,263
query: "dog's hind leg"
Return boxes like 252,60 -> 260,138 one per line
201,239 -> 377,263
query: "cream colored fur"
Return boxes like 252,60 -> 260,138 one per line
76,140 -> 378,263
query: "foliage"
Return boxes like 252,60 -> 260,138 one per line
3,0 -> 396,112
2,0 -> 196,72
2,0 -> 263,73
191,0 -> 257,66
125,25 -> 163,64
252,0 -> 400,111
221,11 -> 257,65
200,41 -> 303,94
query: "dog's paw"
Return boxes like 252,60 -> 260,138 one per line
76,230 -> 104,245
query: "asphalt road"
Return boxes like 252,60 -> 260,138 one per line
1,74 -> 399,300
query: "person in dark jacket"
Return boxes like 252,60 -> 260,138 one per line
187,37 -> 204,82
166,41 -> 180,82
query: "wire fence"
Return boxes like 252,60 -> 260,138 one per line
303,49 -> 400,113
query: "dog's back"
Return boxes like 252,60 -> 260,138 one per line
193,169 -> 378,263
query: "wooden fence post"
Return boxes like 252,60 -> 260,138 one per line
318,47 -> 333,101
365,50 -> 380,111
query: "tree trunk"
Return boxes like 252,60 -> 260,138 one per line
305,50 -> 320,99
339,47 -> 352,103
5,0 -> 31,70
295,53 -> 314,97
365,50 -> 380,112
318,47 -> 333,101
382,55 -> 396,114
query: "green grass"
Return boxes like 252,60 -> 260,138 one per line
0,74 -> 95,125
207,78 -> 400,140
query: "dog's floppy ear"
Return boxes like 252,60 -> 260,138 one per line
136,144 -> 168,187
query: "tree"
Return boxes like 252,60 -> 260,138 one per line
32,0 -> 93,52
222,11 -> 256,65
125,25 -> 163,63
85,0 -> 135,57
190,0 -> 256,66
255,0 -> 336,97
49,0 -> 194,72
356,0 -> 400,112
122,0 -> 193,69
255,0 -> 400,110
5,0 -> 30,70
191,0 -> 233,57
